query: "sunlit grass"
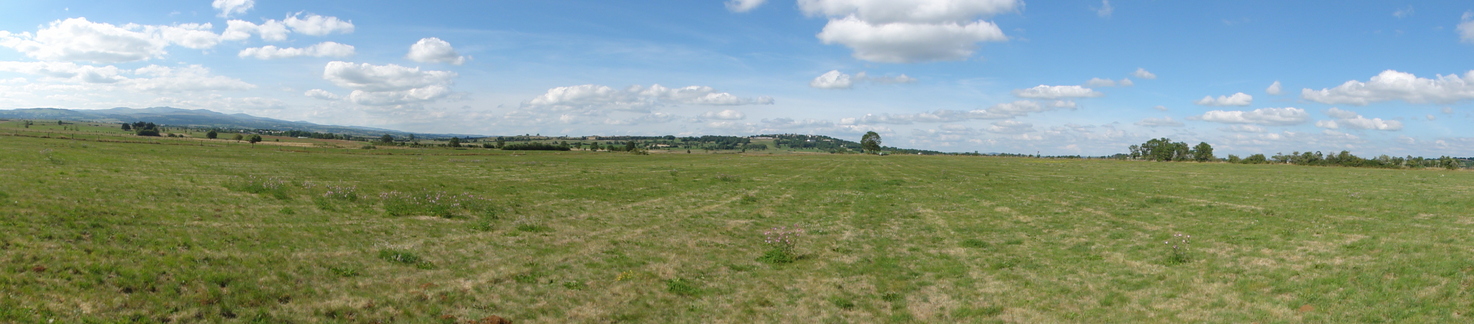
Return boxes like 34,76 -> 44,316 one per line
2,124 -> 1473,322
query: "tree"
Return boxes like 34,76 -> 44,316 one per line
624,141 -> 637,151
590,142 -> 602,151
206,130 -> 218,139
861,131 -> 882,153
1192,142 -> 1214,162
121,123 -> 132,131
495,137 -> 506,148
380,134 -> 393,143
248,134 -> 262,145
448,137 -> 461,148
233,134 -> 244,142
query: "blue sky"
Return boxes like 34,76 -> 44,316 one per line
2,0 -> 1473,156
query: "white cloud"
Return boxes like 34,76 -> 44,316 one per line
986,120 -> 1033,134
810,70 -> 853,89
0,18 -> 179,63
283,13 -> 355,36
523,84 -> 773,113
1324,107 -> 1358,119
703,109 -> 747,120
322,61 -> 458,106
221,19 -> 289,42
815,17 -> 1006,63
0,61 -> 253,93
304,89 -> 340,100
1462,12 -> 1474,43
1095,0 -> 1114,18
406,37 -> 468,65
1316,107 -> 1403,131
726,0 -> 767,13
1152,105 -> 1167,111
1393,6 -> 1413,19
1195,107 -> 1308,125
1013,85 -> 1103,99
239,42 -> 354,59
212,0 -> 254,18
1427,114 -> 1436,121
1086,78 -> 1133,87
810,70 -> 916,89
1266,81 -> 1282,95
1221,125 -> 1266,133
1132,68 -> 1156,79
1135,117 -> 1183,127
1302,70 -> 1474,105
841,100 -> 1075,125
799,0 -> 1019,63
1194,92 -> 1253,106
1443,107 -> 1455,114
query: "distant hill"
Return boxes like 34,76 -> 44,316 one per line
0,107 -> 469,139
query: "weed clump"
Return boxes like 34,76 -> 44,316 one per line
379,191 -> 494,218
227,175 -> 290,200
758,225 -> 803,264
1164,233 -> 1192,265
665,278 -> 701,296
378,249 -> 435,269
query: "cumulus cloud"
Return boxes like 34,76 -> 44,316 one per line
1301,70 -> 1474,105
212,0 -> 254,18
1135,117 -> 1183,127
0,61 -> 254,93
239,42 -> 354,59
799,0 -> 1019,63
0,18 -> 228,63
1460,11 -> 1474,43
406,37 -> 468,65
1013,85 -> 1103,99
726,0 -> 767,12
1095,0 -> 1114,18
1315,107 -> 1403,131
1194,92 -> 1253,106
809,70 -> 916,89
1265,81 -> 1282,95
523,84 -> 773,113
304,89 -> 340,100
1194,107 -> 1308,125
1133,68 -> 1156,79
221,19 -> 289,42
322,61 -> 457,106
1393,6 -> 1414,19
1152,105 -> 1168,111
283,13 -> 355,36
703,109 -> 747,120
841,100 -> 1075,125
810,70 -> 853,89
220,13 -> 352,43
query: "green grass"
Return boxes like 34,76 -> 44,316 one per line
3,124 -> 1474,322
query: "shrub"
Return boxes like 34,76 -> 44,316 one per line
502,142 -> 570,151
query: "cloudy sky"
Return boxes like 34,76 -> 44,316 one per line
2,0 -> 1473,156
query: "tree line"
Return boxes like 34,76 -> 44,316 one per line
1128,138 -> 1467,170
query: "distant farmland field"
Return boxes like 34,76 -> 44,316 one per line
2,129 -> 1473,323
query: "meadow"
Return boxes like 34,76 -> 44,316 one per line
2,122 -> 1473,323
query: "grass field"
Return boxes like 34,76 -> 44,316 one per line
3,125 -> 1474,323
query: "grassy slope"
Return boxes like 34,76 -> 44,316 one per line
2,126 -> 1473,323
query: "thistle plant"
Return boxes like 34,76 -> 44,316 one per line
1164,233 -> 1192,264
759,225 -> 804,264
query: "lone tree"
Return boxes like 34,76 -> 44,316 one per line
624,141 -> 637,151
1192,142 -> 1215,162
861,131 -> 882,153
379,134 -> 393,143
495,136 -> 506,148
448,137 -> 461,148
248,134 -> 262,145
233,134 -> 244,142
206,130 -> 218,139
121,123 -> 131,131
